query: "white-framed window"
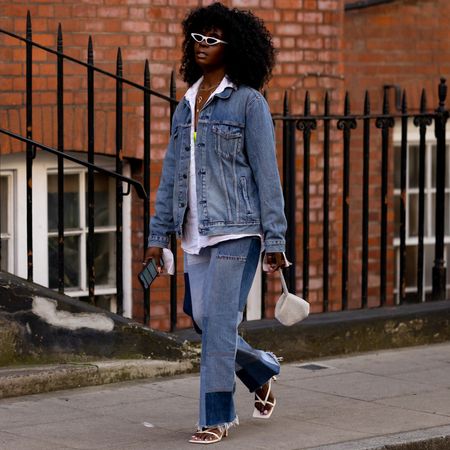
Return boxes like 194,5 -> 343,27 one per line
0,171 -> 15,273
393,123 -> 450,302
0,151 -> 132,317
47,170 -> 117,310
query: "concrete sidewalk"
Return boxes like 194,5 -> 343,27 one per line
1,343 -> 450,450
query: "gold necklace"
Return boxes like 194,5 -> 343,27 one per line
198,82 -> 220,92
196,82 -> 220,113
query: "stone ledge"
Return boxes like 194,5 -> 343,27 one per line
243,300 -> 450,361
0,359 -> 196,400
0,271 -> 197,365
175,300 -> 450,361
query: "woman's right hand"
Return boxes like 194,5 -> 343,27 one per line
144,247 -> 164,273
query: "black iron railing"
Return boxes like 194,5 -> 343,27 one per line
276,78 -> 448,309
0,12 -> 177,327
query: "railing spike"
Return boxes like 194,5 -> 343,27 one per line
364,90 -> 370,114
26,10 -> 32,38
57,23 -> 63,49
304,91 -> 310,115
88,35 -> 93,63
344,91 -> 350,115
116,47 -> 122,72
401,89 -> 407,113
383,86 -> 389,114
420,88 -> 427,113
283,90 -> 289,115
144,59 -> 150,82
324,91 -> 330,115
438,77 -> 447,107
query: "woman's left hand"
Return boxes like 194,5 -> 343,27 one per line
266,252 -> 287,273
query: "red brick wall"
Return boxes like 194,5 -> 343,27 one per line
344,0 -> 450,109
0,0 -> 345,328
343,0 -> 450,308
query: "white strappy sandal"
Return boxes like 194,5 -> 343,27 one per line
189,426 -> 228,445
253,376 -> 277,419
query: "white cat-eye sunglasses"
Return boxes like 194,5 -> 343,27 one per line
191,33 -> 228,46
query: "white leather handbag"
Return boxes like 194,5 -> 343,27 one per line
274,268 -> 310,326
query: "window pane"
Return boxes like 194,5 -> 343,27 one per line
95,294 -> 115,311
0,176 -> 8,234
48,174 -> 80,232
93,232 -> 116,286
85,174 -> 116,227
48,235 -> 81,289
405,245 -> 417,288
408,145 -> 420,189
408,193 -> 418,237
394,145 -> 401,190
1,239 -> 8,271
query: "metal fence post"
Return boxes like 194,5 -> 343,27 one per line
115,48 -> 124,315
143,60 -> 151,325
57,23 -> 65,294
87,36 -> 95,304
26,11 -> 33,281
337,93 -> 357,310
432,78 -> 448,301
282,91 -> 297,294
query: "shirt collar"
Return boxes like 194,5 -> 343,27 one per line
184,75 -> 236,106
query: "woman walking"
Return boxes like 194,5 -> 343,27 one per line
145,2 -> 287,444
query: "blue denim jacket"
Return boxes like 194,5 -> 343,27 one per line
148,83 -> 287,253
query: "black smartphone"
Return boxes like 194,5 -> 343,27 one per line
138,258 -> 159,289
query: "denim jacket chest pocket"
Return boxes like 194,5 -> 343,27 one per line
211,124 -> 244,160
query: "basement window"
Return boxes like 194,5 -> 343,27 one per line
47,170 -> 117,310
393,139 -> 450,302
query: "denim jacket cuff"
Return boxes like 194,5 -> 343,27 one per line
147,234 -> 170,249
264,239 -> 286,253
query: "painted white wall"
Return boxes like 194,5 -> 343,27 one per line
1,153 -> 27,279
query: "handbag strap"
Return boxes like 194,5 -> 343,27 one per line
278,268 -> 289,295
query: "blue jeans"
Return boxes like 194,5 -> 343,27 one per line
184,237 -> 280,428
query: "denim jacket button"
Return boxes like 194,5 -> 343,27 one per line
185,146 -> 190,151
179,202 -> 185,207
183,174 -> 187,179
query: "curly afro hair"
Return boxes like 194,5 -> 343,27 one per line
179,2 -> 275,91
